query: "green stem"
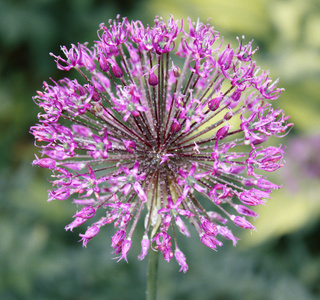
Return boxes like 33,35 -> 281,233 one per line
146,250 -> 159,300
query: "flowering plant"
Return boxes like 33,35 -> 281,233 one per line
31,15 -> 292,274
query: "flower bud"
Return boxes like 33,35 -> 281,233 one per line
216,125 -> 230,140
98,54 -> 110,72
231,215 -> 255,230
171,118 -> 181,133
172,65 -> 181,77
235,205 -> 259,217
208,96 -> 221,111
175,249 -> 188,273
148,72 -> 158,86
109,59 -> 123,78
32,157 -> 56,169
138,236 -> 150,261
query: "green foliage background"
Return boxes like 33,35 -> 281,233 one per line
0,0 -> 319,299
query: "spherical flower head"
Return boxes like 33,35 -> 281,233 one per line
31,15 -> 292,272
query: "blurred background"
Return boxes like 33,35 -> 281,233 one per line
0,0 -> 319,299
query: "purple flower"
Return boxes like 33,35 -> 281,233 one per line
78,225 -> 100,247
152,231 -> 173,262
138,235 -> 150,261
174,249 -> 188,273
31,16 -> 292,272
118,239 -> 132,262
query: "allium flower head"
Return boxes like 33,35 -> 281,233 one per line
31,15 -> 293,272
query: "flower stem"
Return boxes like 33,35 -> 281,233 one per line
146,250 -> 159,300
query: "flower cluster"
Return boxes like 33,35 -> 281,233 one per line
31,15 -> 292,273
